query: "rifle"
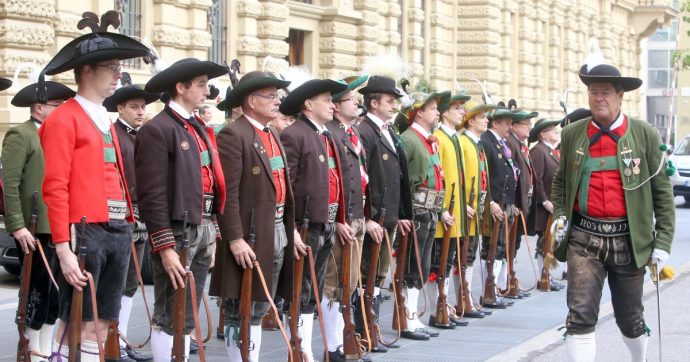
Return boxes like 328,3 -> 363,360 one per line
537,214 -> 554,291
16,192 -> 39,362
434,183 -> 455,328
482,174 -> 508,307
364,188 -> 386,350
171,212 -> 189,362
239,209 -> 256,361
457,178 -> 475,314
288,196 -> 310,362
503,212 -> 520,298
341,191 -> 359,360
68,217 -> 88,362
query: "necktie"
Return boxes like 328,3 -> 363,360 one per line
427,135 -> 439,153
554,148 -> 560,159
347,127 -> 369,192
589,119 -> 620,145
499,139 -> 519,181
263,126 -> 270,133
382,121 -> 394,130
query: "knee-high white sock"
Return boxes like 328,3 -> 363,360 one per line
151,329 -> 173,362
466,267 -> 474,294
497,261 -> 508,290
321,297 -> 341,352
493,260 -> 503,286
405,287 -> 425,330
622,335 -> 648,362
184,335 -> 190,361
39,324 -> 55,358
298,313 -> 315,362
537,254 -> 544,273
249,325 -> 262,362
81,339 -> 101,362
565,332 -> 596,362
374,286 -> 381,297
118,296 -> 134,338
224,325 -> 241,361
426,282 -> 438,317
443,277 -> 450,297
452,271 -> 461,300
53,340 -> 68,359
27,327 -> 42,362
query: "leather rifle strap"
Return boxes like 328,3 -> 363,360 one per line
353,239 -> 372,352
306,247 -> 329,362
120,240 -> 152,349
253,261 -> 293,362
377,229 -> 401,346
187,272 -> 206,362
454,222 -> 465,318
410,223 -> 428,319
85,272 -> 105,362
36,242 -> 59,291
517,211 -> 537,292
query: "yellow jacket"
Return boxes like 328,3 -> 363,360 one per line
459,131 -> 490,236
433,127 -> 465,238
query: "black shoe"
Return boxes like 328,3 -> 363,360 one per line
462,309 -> 485,318
401,330 -> 430,340
428,314 -> 456,329
503,293 -> 523,300
449,314 -> 469,326
498,297 -> 514,306
550,280 -> 565,291
117,348 -> 137,362
479,308 -> 493,315
382,293 -> 391,301
326,350 -> 347,362
370,342 -> 388,353
562,271 -> 568,280
416,327 -> 440,337
480,297 -> 508,309
189,340 -> 206,354
519,291 -> 531,298
124,346 -> 152,362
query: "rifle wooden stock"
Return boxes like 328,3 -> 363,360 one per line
239,209 -> 256,362
435,183 -> 455,326
457,178 -> 475,315
341,192 -> 359,360
104,321 -> 121,362
69,217 -> 88,362
289,197 -> 310,362
16,192 -> 39,362
171,212 -> 189,362
391,233 -> 409,332
504,214 -> 520,297
482,211 -> 502,305
364,188 -> 386,350
537,215 -> 554,291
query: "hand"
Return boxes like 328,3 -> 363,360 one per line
12,228 -> 36,254
650,248 -> 670,270
543,201 -> 554,214
466,206 -> 476,220
159,247 -> 187,290
55,242 -> 87,291
335,222 -> 355,245
365,219 -> 384,244
229,238 -> 255,269
293,229 -> 307,260
209,242 -> 217,269
441,211 -> 455,230
397,219 -> 413,236
490,202 -> 504,222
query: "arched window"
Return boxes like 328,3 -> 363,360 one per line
116,0 -> 142,69
209,0 -> 227,64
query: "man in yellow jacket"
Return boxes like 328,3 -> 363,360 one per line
428,90 -> 470,328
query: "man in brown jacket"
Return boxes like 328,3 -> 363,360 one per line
279,77 -> 348,361
210,71 -> 305,360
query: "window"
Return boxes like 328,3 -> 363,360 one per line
650,20 -> 678,42
648,50 -> 673,89
116,0 -> 142,69
208,0 -> 227,64
287,29 -> 306,65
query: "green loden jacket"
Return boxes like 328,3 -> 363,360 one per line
1,120 -> 50,234
400,126 -> 432,197
552,116 -> 675,268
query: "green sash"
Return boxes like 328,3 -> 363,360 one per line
578,155 -> 619,214
270,155 -> 285,171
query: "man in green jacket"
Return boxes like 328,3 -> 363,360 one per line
552,61 -> 675,362
2,81 -> 74,361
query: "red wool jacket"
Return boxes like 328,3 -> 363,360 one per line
40,98 -> 134,243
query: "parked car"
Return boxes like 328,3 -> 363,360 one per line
670,134 -> 690,203
0,216 -> 20,276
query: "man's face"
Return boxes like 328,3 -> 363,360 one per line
271,113 -> 295,133
468,112 -> 489,133
178,75 -> 210,111
34,99 -> 65,121
588,82 -> 623,124
246,87 -> 281,123
199,107 -> 213,123
491,117 -> 512,138
117,98 -> 146,128
443,101 -> 465,128
305,92 -> 335,124
511,119 -> 532,141
371,94 -> 398,120
334,90 -> 360,122
88,60 -> 122,99
542,125 -> 561,145
416,100 -> 440,129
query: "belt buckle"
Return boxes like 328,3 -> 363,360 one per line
108,199 -> 127,220
203,194 -> 214,218
275,204 -> 285,222
327,203 -> 338,223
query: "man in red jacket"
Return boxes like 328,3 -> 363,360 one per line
38,19 -> 151,362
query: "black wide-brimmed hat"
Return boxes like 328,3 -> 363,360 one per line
578,64 -> 642,92
12,81 -> 75,107
103,85 -> 161,112
529,118 -> 561,143
220,71 -> 291,111
0,78 -> 12,92
145,58 -> 229,93
560,108 -> 592,127
279,79 -> 347,116
357,75 -> 403,98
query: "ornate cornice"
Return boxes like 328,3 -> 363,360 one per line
0,22 -> 54,48
0,0 -> 56,20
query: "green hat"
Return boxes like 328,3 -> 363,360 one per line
512,110 -> 539,123
487,107 -> 517,122
221,71 -> 291,110
461,100 -> 496,126
528,118 -> 561,143
438,90 -> 471,114
395,90 -> 450,133
332,75 -> 368,101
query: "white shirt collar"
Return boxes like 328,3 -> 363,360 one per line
489,129 -> 504,142
168,100 -> 192,120
542,141 -> 557,150
367,112 -> 387,129
244,114 -> 266,131
463,129 -> 481,143
410,122 -> 431,138
74,94 -> 111,133
592,112 -> 625,131
440,124 -> 456,137
117,118 -> 138,132
306,117 -> 327,134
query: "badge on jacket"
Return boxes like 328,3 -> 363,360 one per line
181,141 -> 190,150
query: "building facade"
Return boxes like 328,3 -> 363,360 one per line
0,0 -> 677,138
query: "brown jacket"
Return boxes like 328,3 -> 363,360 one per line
114,119 -> 138,205
325,118 -> 367,220
210,116 -> 295,301
281,115 -> 345,225
528,141 -> 559,234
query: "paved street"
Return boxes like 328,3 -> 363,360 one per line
0,197 -> 687,362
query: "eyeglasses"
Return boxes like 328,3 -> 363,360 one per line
44,102 -> 63,107
334,96 -> 358,103
251,93 -> 280,101
95,63 -> 122,74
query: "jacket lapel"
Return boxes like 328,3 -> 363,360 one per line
364,116 -> 397,156
245,119 -> 275,188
